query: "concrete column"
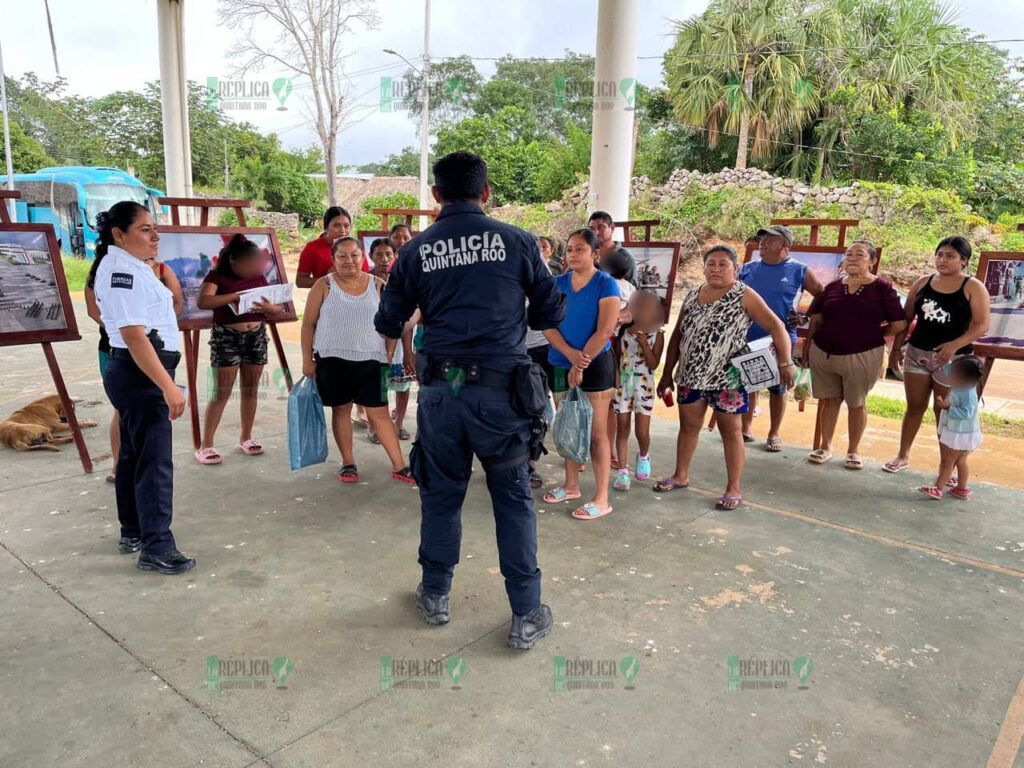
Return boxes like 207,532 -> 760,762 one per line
588,0 -> 639,230
157,0 -> 194,209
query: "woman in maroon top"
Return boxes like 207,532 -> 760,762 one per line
296,207 -> 366,288
800,240 -> 906,469
195,235 -> 284,464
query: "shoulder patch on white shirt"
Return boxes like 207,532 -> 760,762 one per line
110,272 -> 134,289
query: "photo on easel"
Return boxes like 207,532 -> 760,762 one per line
0,225 -> 80,346
975,251 -> 1024,360
620,241 -> 681,319
156,226 -> 297,330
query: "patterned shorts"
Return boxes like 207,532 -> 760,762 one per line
677,386 -> 750,414
210,323 -> 268,368
613,371 -> 656,416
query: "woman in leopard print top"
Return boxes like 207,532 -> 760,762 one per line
655,245 -> 794,510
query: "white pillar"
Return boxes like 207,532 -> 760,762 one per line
419,0 -> 431,230
157,0 -> 194,209
588,0 -> 638,232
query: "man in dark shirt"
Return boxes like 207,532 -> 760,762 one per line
375,151 -> 566,650
588,210 -> 637,286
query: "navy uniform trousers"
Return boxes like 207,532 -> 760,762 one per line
103,355 -> 177,555
411,381 -> 540,616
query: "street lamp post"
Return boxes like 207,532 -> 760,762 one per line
384,0 -> 431,230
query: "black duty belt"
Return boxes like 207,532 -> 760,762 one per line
109,346 -> 181,370
422,358 -> 513,390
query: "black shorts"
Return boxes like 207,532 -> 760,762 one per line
548,348 -> 617,393
527,345 -> 554,393
210,323 -> 268,368
314,355 -> 387,408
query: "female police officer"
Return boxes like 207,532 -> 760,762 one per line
94,201 -> 195,574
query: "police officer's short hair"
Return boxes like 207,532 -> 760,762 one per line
433,152 -> 488,202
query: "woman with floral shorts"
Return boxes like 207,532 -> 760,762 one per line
655,245 -> 793,510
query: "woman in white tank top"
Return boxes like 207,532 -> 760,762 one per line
300,237 -> 414,486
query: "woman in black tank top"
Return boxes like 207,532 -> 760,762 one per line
884,237 -> 990,473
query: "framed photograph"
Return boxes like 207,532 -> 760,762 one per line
975,252 -> 1024,360
743,243 -> 881,334
622,242 -> 681,318
0,224 -> 80,347
157,226 -> 297,331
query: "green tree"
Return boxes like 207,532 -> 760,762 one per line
0,119 -> 55,172
665,0 -> 831,170
357,146 -> 425,176
399,56 -> 484,129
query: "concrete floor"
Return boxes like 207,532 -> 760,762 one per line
1,317 -> 1023,768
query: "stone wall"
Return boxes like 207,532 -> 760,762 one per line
564,168 -> 908,224
203,206 -> 301,237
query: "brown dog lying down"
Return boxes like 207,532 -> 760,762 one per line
0,394 -> 97,452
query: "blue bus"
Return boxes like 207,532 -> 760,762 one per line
0,166 -> 165,258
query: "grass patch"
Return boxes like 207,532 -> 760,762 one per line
61,255 -> 91,292
865,394 -> 1024,440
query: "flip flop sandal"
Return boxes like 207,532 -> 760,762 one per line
397,428 -> 412,441
766,437 -> 783,453
742,434 -> 756,443
194,447 -> 223,465
338,464 -> 359,484
392,467 -> 416,485
613,471 -> 631,491
239,439 -> 263,456
367,432 -> 381,445
882,459 -> 909,473
653,478 -> 688,492
844,453 -> 864,470
949,487 -> 971,500
105,474 -> 116,484
918,485 -> 943,500
716,495 -> 742,510
807,449 -> 832,465
571,502 -> 613,521
543,487 -> 582,504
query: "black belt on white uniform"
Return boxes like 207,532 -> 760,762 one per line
108,346 -> 181,370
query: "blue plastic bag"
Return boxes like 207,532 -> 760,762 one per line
552,386 -> 593,465
287,376 -> 328,471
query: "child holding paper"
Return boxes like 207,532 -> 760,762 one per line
195,234 -> 284,464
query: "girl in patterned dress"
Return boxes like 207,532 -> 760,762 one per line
612,291 -> 665,491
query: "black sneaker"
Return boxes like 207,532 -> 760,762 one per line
507,604 -> 553,650
137,549 -> 196,575
415,583 -> 450,625
118,536 -> 142,554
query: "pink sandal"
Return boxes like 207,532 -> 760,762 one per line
949,487 -> 971,500
918,485 -> 943,500
239,439 -> 263,456
194,447 -> 222,465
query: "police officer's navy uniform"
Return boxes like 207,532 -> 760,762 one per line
96,245 -> 188,566
375,201 -> 565,644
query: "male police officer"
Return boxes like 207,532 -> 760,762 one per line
375,152 -> 566,650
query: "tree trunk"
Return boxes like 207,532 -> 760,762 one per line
735,61 -> 755,170
324,138 -> 337,206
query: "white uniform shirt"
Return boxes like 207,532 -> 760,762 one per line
95,245 -> 181,352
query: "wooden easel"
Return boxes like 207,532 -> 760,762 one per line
615,219 -> 661,243
156,196 -> 294,449
0,190 -> 93,473
372,208 -> 439,230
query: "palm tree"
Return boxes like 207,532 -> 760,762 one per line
664,0 -> 836,170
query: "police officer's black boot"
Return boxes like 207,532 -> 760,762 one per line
137,549 -> 197,575
118,537 -> 142,554
415,583 -> 450,625
507,604 -> 553,650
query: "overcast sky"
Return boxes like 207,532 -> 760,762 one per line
4,0 -> 1022,169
